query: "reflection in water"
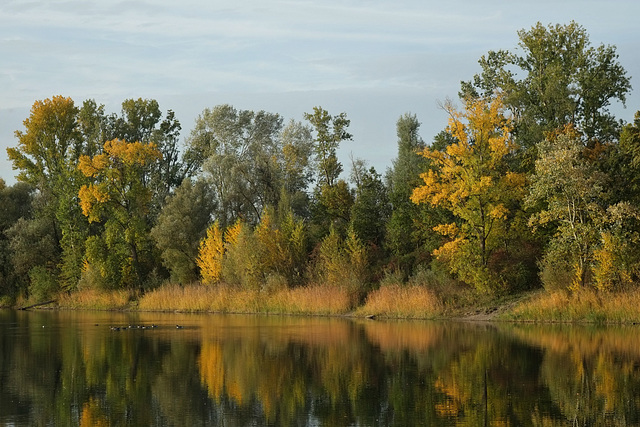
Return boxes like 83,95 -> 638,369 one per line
1,310 -> 639,426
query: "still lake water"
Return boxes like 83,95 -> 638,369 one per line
1,310 -> 639,426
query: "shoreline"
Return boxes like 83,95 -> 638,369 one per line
0,285 -> 640,325
6,286 -> 640,324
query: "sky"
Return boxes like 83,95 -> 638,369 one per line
2,0 -> 640,183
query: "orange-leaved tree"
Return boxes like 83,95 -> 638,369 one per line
411,96 -> 526,292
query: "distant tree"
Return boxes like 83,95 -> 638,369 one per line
184,105 -> 288,227
461,21 -> 631,163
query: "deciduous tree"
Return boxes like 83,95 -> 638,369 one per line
78,138 -> 162,288
152,178 -> 216,284
526,126 -> 620,290
461,21 -> 631,156
6,95 -> 88,291
411,96 -> 526,292
184,105 -> 288,227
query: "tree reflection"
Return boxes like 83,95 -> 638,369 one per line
1,311 -> 640,425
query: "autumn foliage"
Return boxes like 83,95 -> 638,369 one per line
5,22 -> 640,320
411,96 -> 526,292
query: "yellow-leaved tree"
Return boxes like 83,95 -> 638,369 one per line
197,221 -> 224,285
78,138 -> 162,288
411,96 -> 526,292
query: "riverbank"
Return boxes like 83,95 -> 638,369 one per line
6,283 -> 640,323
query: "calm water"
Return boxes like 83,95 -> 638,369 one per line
1,310 -> 639,426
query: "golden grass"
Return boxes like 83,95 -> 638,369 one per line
57,288 -> 134,310
264,284 -> 352,315
503,287 -> 640,323
138,284 -> 258,313
137,283 -> 352,315
357,283 -> 443,319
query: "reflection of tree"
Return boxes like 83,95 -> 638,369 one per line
79,397 -> 108,427
2,312 -> 640,426
513,325 -> 640,425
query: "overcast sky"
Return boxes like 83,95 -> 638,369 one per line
2,0 -> 640,183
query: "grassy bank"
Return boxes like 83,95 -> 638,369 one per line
56,284 -> 356,316
33,283 -> 640,323
52,282 -> 444,318
500,287 -> 640,323
138,283 -> 354,315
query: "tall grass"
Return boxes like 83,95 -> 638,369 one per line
264,284 -> 352,315
358,283 -> 443,319
502,287 -> 640,323
138,284 -> 259,313
57,288 -> 134,310
138,283 -> 353,315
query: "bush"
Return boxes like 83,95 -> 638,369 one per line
313,226 -> 369,307
28,266 -> 59,301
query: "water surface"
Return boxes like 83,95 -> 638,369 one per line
1,310 -> 639,426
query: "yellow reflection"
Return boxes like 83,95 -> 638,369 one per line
198,341 -> 224,401
80,397 -> 108,427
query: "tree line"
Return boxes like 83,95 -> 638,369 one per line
2,21 -> 640,304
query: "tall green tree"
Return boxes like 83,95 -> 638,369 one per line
6,96 -> 89,291
305,107 -> 354,239
78,138 -> 162,289
461,21 -> 631,155
184,105 -> 289,227
303,107 -> 352,187
151,178 -> 216,284
385,114 -> 433,272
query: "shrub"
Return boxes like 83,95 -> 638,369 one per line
28,265 -> 58,301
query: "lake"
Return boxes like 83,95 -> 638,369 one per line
1,310 -> 639,426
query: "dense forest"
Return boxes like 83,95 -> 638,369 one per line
2,21 -> 640,307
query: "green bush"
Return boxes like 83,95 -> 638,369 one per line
28,266 -> 58,301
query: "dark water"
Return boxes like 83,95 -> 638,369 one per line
1,310 -> 639,426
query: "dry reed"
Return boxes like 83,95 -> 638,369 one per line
138,284 -> 247,312
57,288 -> 134,310
503,287 -> 640,323
137,283 -> 352,315
358,283 -> 443,319
264,284 -> 352,315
